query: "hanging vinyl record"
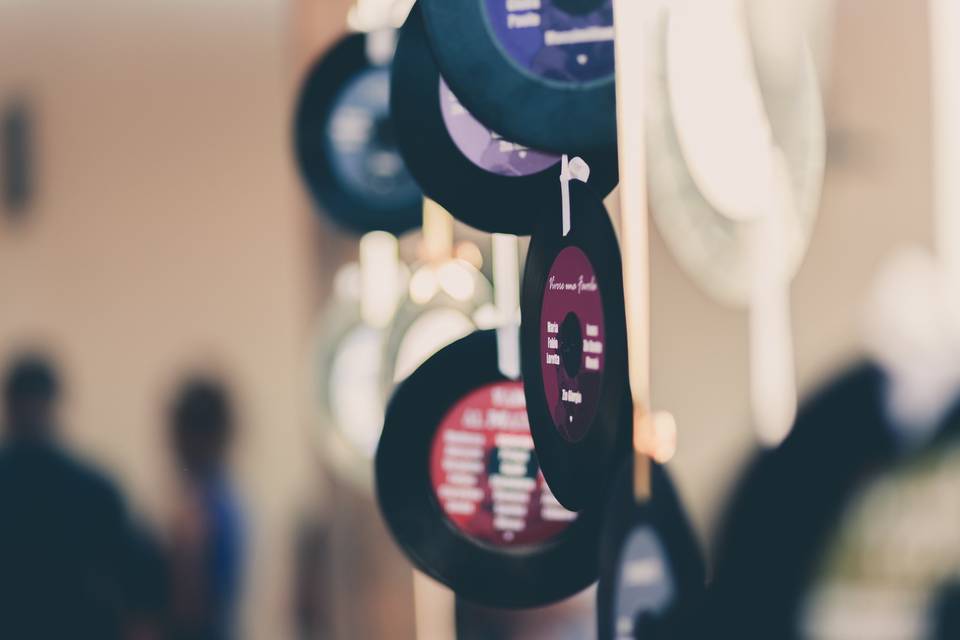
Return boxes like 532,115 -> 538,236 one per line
800,433 -> 960,640
381,257 -> 495,391
646,1 -> 825,305
390,5 -> 618,235
708,363 -> 902,639
520,179 -> 630,511
597,459 -> 706,640
418,0 -> 617,154
310,262 -> 408,491
376,330 -> 603,608
295,32 -> 422,235
314,307 -> 385,486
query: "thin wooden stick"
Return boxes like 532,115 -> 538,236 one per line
422,198 -> 455,264
930,0 -> 960,284
612,0 -> 654,501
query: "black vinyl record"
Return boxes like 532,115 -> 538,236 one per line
520,180 -> 630,510
707,363 -> 900,639
419,0 -> 617,154
799,426 -> 960,640
294,32 -> 421,235
709,363 -> 960,639
597,459 -> 706,640
376,330 -> 603,608
391,5 -> 618,235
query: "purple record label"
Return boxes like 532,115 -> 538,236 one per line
540,245 -> 604,443
481,0 -> 615,85
439,78 -> 558,176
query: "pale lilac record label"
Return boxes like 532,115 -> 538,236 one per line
540,245 -> 605,442
438,78 -> 558,176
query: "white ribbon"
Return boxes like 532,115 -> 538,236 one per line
492,234 -> 521,380
559,154 -> 591,237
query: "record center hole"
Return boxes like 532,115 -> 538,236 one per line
634,611 -> 664,640
559,312 -> 583,379
373,115 -> 396,149
552,0 -> 606,16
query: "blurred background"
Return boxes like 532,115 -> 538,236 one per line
0,0 -> 938,638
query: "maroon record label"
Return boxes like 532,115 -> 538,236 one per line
429,381 -> 576,547
540,246 -> 605,443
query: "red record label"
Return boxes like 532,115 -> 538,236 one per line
540,245 -> 606,443
429,381 -> 576,547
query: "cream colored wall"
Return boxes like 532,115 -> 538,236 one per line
0,1 -> 319,637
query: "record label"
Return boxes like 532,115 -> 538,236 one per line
613,527 -> 675,639
539,246 -> 604,443
429,381 -> 576,546
438,78 -> 558,176
520,181 -> 626,509
481,0 -> 615,83
325,67 -> 421,213
596,460 -> 707,640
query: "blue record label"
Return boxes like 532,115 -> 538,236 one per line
325,67 -> 421,211
613,526 -> 675,639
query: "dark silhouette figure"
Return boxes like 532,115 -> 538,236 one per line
0,354 -> 136,639
167,378 -> 244,640
933,580 -> 960,640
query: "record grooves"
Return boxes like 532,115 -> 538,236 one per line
391,6 -> 617,235
597,459 -> 707,640
419,0 -> 618,154
295,32 -> 422,235
376,330 -> 603,608
520,179 -> 630,510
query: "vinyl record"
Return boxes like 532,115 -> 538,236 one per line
311,262 -> 408,491
376,330 -> 603,608
711,360 -> 960,639
381,258 -> 494,393
391,5 -> 618,235
646,2 -> 825,305
800,429 -> 960,640
314,308 -> 386,488
520,179 -> 630,510
707,363 -> 901,639
294,32 -> 422,235
418,0 -> 617,154
597,459 -> 706,640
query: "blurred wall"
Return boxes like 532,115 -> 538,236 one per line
0,0 -> 938,638
0,1 -> 320,637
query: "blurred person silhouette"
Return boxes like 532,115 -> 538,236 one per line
0,353 -> 157,639
167,377 -> 244,640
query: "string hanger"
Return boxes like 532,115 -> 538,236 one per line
348,0 -> 413,33
420,198 -> 455,265
559,154 -> 591,237
359,232 -> 401,330
348,0 -> 412,63
492,234 -> 521,380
